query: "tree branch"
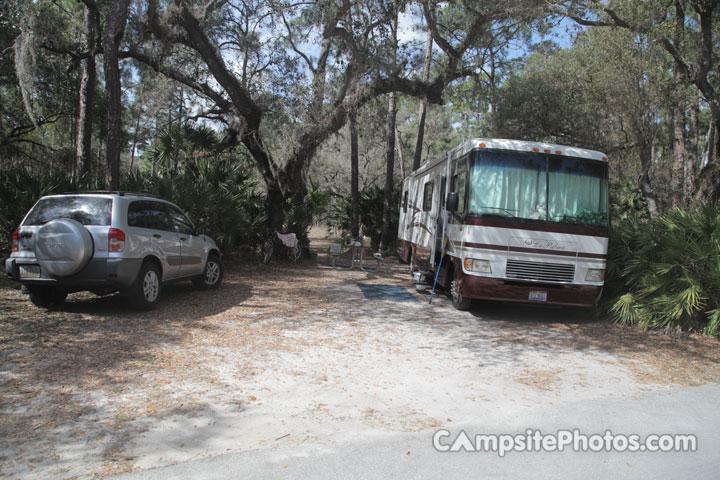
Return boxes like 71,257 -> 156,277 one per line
121,48 -> 234,112
173,0 -> 263,124
421,1 -> 459,60
279,8 -> 316,72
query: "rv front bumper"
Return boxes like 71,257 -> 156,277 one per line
457,274 -> 601,307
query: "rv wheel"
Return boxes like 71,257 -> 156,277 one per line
450,278 -> 471,311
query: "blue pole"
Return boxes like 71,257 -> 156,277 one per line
429,256 -> 443,304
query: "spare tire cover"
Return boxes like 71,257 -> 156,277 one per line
35,218 -> 94,277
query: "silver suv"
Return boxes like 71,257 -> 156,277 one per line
5,192 -> 223,310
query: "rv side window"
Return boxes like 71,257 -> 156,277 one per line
422,181 -> 434,211
402,190 -> 408,212
452,162 -> 467,213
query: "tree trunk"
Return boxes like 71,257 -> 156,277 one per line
380,8 -> 399,251
707,122 -> 717,166
242,131 -> 286,231
396,127 -> 405,180
103,0 -> 130,189
693,159 -> 720,205
685,93 -> 699,199
693,118 -> 719,204
639,143 -> 660,218
488,47 -> 497,114
670,99 -> 686,208
412,25 -> 433,172
75,4 -> 98,178
380,91 -> 397,251
266,183 -> 285,234
349,111 -> 360,240
130,116 -> 141,172
669,5 -> 686,209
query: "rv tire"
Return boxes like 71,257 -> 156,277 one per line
450,278 -> 471,311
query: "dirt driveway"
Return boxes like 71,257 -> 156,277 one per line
1,246 -> 719,478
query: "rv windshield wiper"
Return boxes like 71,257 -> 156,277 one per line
476,207 -> 517,218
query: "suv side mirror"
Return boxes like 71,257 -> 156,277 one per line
194,225 -> 205,236
446,192 -> 459,213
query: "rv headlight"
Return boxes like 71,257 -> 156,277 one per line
464,258 -> 492,274
585,269 -> 605,282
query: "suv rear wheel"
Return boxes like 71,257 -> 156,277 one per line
193,253 -> 223,290
25,285 -> 68,309
130,261 -> 162,310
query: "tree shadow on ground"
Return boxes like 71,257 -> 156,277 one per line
0,270 -> 253,475
1,257 -> 718,478
464,300 -> 720,369
280,260 -> 720,384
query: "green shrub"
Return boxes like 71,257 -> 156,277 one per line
0,162 -> 266,254
282,187 -> 329,246
325,185 -> 399,250
0,170 -> 96,251
121,160 -> 266,250
609,180 -> 650,222
604,203 -> 720,336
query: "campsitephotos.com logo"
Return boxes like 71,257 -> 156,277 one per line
433,429 -> 697,457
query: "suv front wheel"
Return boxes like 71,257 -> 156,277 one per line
130,261 -> 162,310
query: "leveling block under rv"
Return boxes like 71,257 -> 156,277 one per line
397,138 -> 609,310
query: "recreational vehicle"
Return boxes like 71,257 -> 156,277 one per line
397,138 -> 609,310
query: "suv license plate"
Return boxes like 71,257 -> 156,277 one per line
529,291 -> 547,302
19,265 -> 41,279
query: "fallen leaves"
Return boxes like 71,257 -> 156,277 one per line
1,241 -> 719,480
514,369 -> 564,392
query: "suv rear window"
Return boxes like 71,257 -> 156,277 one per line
24,196 -> 113,226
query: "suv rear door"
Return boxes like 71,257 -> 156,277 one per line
18,195 -> 113,261
166,204 -> 205,277
126,201 -> 182,280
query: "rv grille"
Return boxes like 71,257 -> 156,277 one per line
506,259 -> 575,283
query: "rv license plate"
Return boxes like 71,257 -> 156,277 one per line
529,290 -> 547,302
19,265 -> 41,279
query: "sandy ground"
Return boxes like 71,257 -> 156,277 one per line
1,233 -> 719,478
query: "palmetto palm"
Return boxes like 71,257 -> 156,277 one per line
606,204 -> 720,336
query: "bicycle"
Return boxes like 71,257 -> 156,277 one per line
263,231 -> 302,264
330,240 -> 382,272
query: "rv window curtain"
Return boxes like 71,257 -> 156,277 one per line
468,151 -> 609,224
547,159 -> 608,222
469,153 -> 546,219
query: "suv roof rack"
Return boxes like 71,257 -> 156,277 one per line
58,190 -> 160,198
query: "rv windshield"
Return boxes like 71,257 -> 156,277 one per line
468,151 -> 608,226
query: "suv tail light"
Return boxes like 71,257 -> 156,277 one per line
11,228 -> 19,253
108,228 -> 125,252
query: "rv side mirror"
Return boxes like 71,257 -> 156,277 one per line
446,192 -> 459,212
